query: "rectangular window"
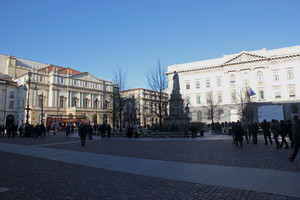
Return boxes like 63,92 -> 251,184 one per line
186,96 -> 190,104
196,81 -> 200,89
73,80 -> 77,85
289,88 -> 295,97
243,79 -> 249,85
206,81 -> 211,88
9,101 -> 14,109
38,97 -> 42,107
259,91 -> 264,99
287,71 -> 294,80
196,95 -> 201,104
206,93 -> 212,103
231,92 -> 236,101
217,78 -> 221,87
9,91 -> 14,99
218,95 -> 222,103
186,82 -> 190,90
230,80 -> 236,86
40,76 -> 43,82
275,91 -> 281,99
60,98 -> 64,108
60,77 -> 63,84
273,74 -> 279,81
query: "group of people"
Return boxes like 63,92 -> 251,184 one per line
230,114 -> 300,162
0,123 -> 52,138
78,123 -> 112,146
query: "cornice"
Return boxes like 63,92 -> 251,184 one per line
167,54 -> 300,75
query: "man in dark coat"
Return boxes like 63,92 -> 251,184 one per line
79,124 -> 87,146
289,114 -> 300,162
233,121 -> 244,148
261,119 -> 273,145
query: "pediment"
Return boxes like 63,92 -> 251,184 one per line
71,72 -> 99,82
224,52 -> 266,65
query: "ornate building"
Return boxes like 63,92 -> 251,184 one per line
121,88 -> 168,127
0,54 -> 118,126
166,45 -> 300,123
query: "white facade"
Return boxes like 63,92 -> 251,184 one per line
0,54 -> 118,126
166,45 -> 300,123
121,88 -> 168,126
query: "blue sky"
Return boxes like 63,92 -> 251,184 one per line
1,0 -> 300,89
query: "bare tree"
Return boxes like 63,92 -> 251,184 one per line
146,59 -> 168,131
113,66 -> 127,133
204,93 -> 221,124
231,87 -> 255,121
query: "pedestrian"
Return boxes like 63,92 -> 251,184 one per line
261,119 -> 273,145
233,121 -> 243,148
241,119 -> 249,143
279,120 -> 289,149
251,121 -> 259,144
270,119 -> 280,148
289,114 -> 300,162
107,124 -> 112,138
79,124 -> 87,146
286,120 -> 293,148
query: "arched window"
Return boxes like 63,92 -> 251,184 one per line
197,111 -> 202,121
230,74 -> 236,86
243,73 -> 249,85
218,110 -> 224,120
257,71 -> 263,83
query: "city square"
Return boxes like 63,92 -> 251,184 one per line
0,131 -> 300,199
1,0 -> 300,199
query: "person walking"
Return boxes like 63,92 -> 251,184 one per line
261,119 -> 273,145
270,119 -> 280,149
107,124 -> 112,138
241,119 -> 249,143
251,121 -> 259,144
279,120 -> 289,149
289,114 -> 300,162
79,124 -> 87,146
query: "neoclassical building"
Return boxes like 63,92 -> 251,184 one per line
166,45 -> 300,123
0,54 -> 118,126
121,88 -> 168,127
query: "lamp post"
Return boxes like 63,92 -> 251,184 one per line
25,72 -> 32,125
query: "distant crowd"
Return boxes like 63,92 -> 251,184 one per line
208,114 -> 300,162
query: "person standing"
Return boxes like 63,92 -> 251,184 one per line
251,121 -> 259,144
261,119 -> 273,145
279,120 -> 289,149
289,114 -> 300,162
233,121 -> 244,148
270,119 -> 280,148
107,124 -> 112,138
241,119 -> 249,143
79,124 -> 87,146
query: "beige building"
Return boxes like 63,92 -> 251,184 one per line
0,54 -> 118,126
121,88 -> 168,127
166,45 -> 300,123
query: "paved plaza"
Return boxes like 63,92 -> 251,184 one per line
0,132 -> 300,199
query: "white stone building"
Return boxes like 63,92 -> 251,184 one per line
0,54 -> 118,126
166,45 -> 300,123
121,88 -> 168,126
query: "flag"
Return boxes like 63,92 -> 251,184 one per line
248,88 -> 256,96
93,98 -> 98,103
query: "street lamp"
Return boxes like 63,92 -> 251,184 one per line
25,71 -> 32,125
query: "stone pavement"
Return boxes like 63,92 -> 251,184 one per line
0,132 -> 299,199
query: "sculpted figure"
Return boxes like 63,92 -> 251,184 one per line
172,71 -> 180,93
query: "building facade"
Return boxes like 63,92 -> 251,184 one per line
166,45 -> 300,123
121,88 -> 168,127
0,54 -> 118,126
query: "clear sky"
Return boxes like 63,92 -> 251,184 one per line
1,0 -> 300,90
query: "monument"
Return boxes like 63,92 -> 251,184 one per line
164,71 -> 190,128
